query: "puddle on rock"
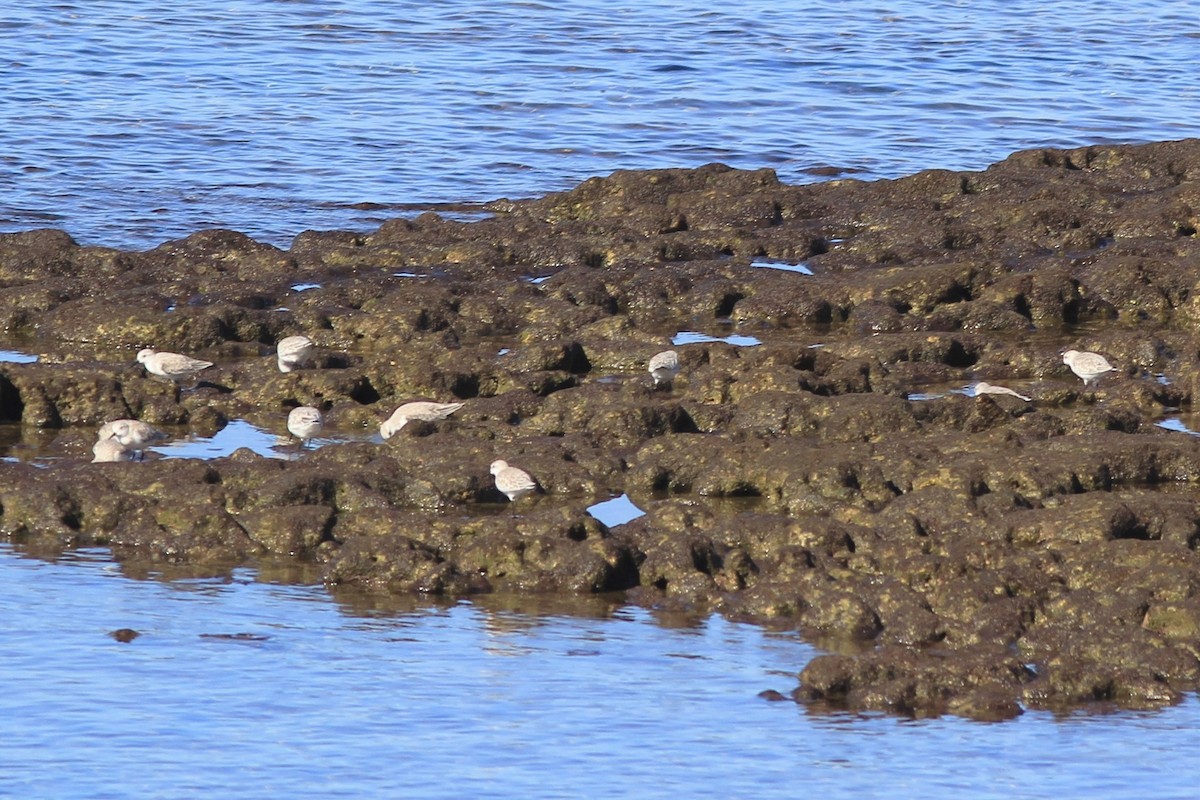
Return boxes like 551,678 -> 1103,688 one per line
672,331 -> 762,347
149,420 -> 288,460
290,283 -> 322,292
0,349 -> 39,364
149,419 -> 368,461
392,270 -> 449,279
750,258 -> 814,275
1157,417 -> 1196,436
586,494 -> 646,527
907,383 -> 984,401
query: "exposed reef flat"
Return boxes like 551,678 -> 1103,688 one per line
5,139 -> 1200,719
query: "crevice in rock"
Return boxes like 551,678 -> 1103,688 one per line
714,292 -> 744,318
0,376 -> 23,423
449,373 -> 481,399
348,378 -> 381,405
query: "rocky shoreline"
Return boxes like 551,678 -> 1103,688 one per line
4,139 -> 1200,719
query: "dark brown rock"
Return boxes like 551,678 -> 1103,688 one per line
9,139 -> 1200,719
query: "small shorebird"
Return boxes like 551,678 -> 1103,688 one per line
972,382 -> 1031,402
379,401 -> 464,439
490,459 -> 539,507
648,349 -> 680,389
97,419 -> 170,460
92,436 -> 134,463
276,335 -> 315,373
1062,349 -> 1116,387
137,348 -> 214,385
287,406 -> 324,447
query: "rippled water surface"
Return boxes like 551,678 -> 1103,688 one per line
4,543 -> 1199,799
5,3 -> 1200,795
3,1 -> 1199,249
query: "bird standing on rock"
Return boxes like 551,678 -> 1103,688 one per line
277,335 -> 315,373
490,460 -> 539,505
92,436 -> 134,463
1062,349 -> 1116,387
287,406 -> 324,447
137,348 -> 214,385
380,401 -> 465,439
97,419 -> 169,460
648,349 -> 680,389
972,382 -> 1031,402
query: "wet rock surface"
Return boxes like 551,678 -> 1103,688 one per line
5,139 -> 1200,719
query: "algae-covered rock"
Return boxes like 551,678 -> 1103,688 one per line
10,140 -> 1200,719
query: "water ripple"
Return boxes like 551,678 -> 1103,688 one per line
3,543 -> 1199,799
2,1 -> 1198,249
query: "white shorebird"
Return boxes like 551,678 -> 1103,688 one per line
97,419 -> 170,460
137,348 -> 214,384
972,382 -> 1031,402
648,349 -> 680,389
276,335 -> 315,373
1062,349 -> 1116,387
92,437 -> 134,463
490,459 -> 539,505
379,401 -> 464,439
287,406 -> 324,447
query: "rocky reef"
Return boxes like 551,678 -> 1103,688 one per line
5,139 -> 1200,719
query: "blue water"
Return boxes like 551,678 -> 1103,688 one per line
4,543 -> 1199,800
0,350 -> 39,364
673,330 -> 763,347
4,2 -> 1200,794
586,492 -> 647,526
2,1 -> 1198,249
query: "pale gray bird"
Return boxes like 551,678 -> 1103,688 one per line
287,406 -> 324,447
92,437 -> 134,463
276,335 -> 315,373
137,348 -> 214,384
380,401 -> 464,440
648,349 -> 680,388
972,382 -> 1031,402
1062,349 -> 1116,387
97,419 -> 170,460
490,459 -> 539,504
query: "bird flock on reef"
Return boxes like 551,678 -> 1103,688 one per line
88,335 -> 1118,508
91,333 -> 687,508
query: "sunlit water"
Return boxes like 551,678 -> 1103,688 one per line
3,543 -> 1199,799
4,2 -> 1200,793
673,330 -> 763,347
148,418 -> 372,461
0,349 -> 39,364
3,1 -> 1199,249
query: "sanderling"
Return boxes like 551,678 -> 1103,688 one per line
97,419 -> 169,460
648,349 -> 680,388
1062,349 -> 1115,387
490,459 -> 539,505
287,406 -> 323,447
380,401 -> 464,439
92,437 -> 134,463
277,335 -> 315,373
973,382 -> 1031,402
137,348 -> 214,384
